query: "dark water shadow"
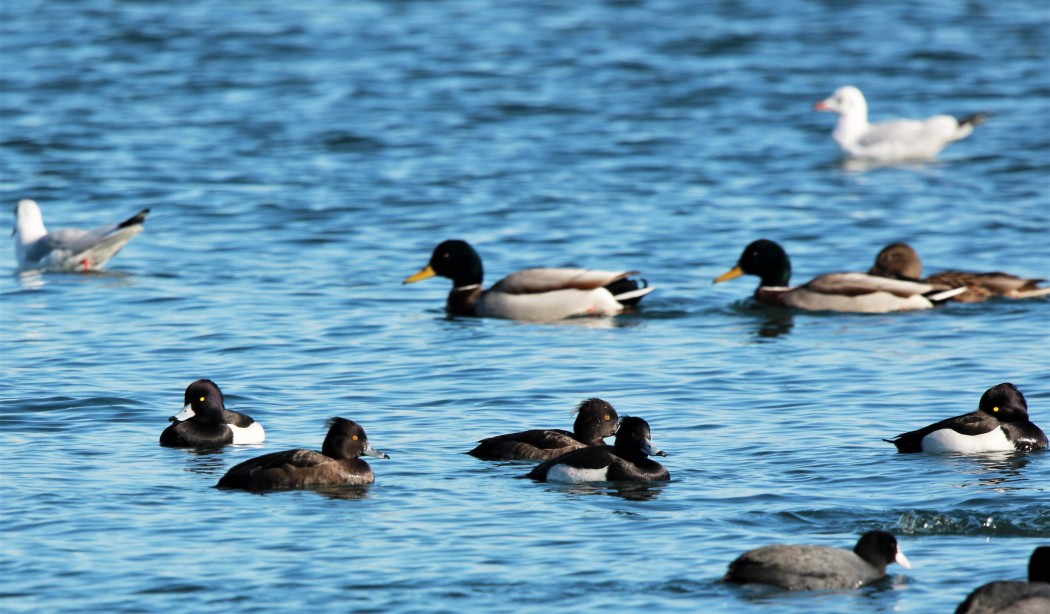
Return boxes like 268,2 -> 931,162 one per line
960,451 -> 1039,490
753,312 -> 795,339
546,481 -> 668,502
437,312 -> 645,330
727,300 -> 796,339
309,484 -> 373,500
179,446 -> 233,477
169,444 -> 268,478
214,483 -> 372,500
724,572 -> 910,604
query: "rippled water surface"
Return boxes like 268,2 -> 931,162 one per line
2,1 -> 1048,612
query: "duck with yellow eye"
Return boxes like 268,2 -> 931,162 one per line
217,418 -> 389,491
403,239 -> 654,322
468,398 -> 621,461
160,379 -> 265,448
526,416 -> 669,483
713,239 -> 964,313
884,383 -> 1047,453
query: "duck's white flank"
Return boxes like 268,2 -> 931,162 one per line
545,464 -> 610,483
921,426 -> 1011,453
230,421 -> 266,445
476,288 -> 624,322
784,288 -> 933,313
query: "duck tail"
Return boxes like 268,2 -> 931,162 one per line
883,435 -> 921,454
926,286 -> 967,304
606,278 -> 655,306
1009,283 -> 1050,300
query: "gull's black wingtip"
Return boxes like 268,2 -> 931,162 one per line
118,208 -> 151,229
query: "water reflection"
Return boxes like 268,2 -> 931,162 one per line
442,313 -> 639,329
311,484 -> 372,500
730,301 -> 795,339
753,313 -> 795,339
956,451 -> 1035,491
551,481 -> 667,501
181,447 -> 231,477
15,270 -> 46,290
610,482 -> 667,501
214,483 -> 372,500
727,573 -> 908,603
14,268 -> 133,291
558,315 -> 639,330
838,157 -> 942,174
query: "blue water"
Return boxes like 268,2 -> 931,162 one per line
2,1 -> 1048,612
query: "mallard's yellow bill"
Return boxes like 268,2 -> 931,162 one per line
403,265 -> 437,284
713,265 -> 744,284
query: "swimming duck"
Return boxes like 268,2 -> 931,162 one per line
713,239 -> 964,313
159,379 -> 265,448
217,417 -> 389,491
956,546 -> 1050,614
869,243 -> 1050,303
468,398 -> 621,461
725,531 -> 911,591
884,383 -> 1047,454
526,416 -> 669,483
403,239 -> 654,322
13,198 -> 149,272
814,85 -> 988,162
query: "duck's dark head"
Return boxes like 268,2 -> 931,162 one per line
869,242 -> 923,280
404,239 -> 484,287
614,416 -> 667,458
853,531 -> 910,572
172,379 -> 226,423
322,417 -> 390,460
573,398 -> 620,442
979,382 -> 1029,423
714,239 -> 792,287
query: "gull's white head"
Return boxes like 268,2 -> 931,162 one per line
13,199 -> 47,243
814,85 -> 868,117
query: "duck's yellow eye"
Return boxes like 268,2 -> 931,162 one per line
993,406 -> 1000,413
604,415 -> 610,421
199,396 -> 205,402
352,435 -> 359,441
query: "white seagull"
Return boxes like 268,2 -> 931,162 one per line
12,199 -> 149,272
814,85 -> 989,162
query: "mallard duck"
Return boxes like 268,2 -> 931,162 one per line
217,418 -> 389,491
956,547 -> 1050,614
468,398 -> 620,461
884,383 -> 1047,454
525,416 -> 669,483
814,85 -> 988,162
403,239 -> 654,322
13,198 -> 149,272
869,243 -> 1050,303
160,379 -> 265,448
725,531 -> 911,591
713,239 -> 963,313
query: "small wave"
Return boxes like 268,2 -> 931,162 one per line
896,508 -> 1050,537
